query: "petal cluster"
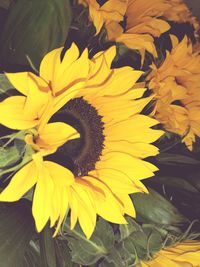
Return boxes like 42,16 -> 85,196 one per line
147,35 -> 200,150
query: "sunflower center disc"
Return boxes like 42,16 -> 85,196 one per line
48,97 -> 105,177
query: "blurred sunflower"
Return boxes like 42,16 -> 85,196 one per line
139,240 -> 200,267
147,35 -> 200,150
0,44 -> 163,238
80,0 -> 199,59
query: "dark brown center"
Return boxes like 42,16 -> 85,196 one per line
46,97 -> 105,177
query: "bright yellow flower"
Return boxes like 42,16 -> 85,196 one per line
147,35 -> 200,150
139,240 -> 200,267
0,44 -> 163,238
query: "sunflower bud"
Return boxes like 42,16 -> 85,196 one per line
0,0 -> 71,71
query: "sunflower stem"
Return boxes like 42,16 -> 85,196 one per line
39,223 -> 57,267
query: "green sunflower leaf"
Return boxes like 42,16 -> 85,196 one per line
0,73 -> 13,95
0,145 -> 21,169
0,200 -> 35,267
39,225 -> 57,267
64,219 -> 114,266
54,239 -> 74,267
23,241 -> 41,267
154,176 -> 199,193
0,0 -> 71,71
100,218 -> 165,267
156,152 -> 200,165
132,189 -> 186,227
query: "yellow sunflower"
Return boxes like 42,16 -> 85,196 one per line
0,43 -> 163,238
147,35 -> 200,150
139,240 -> 200,267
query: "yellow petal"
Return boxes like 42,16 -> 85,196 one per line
104,140 -> 159,159
71,183 -> 96,239
69,188 -> 79,230
105,116 -> 163,143
97,151 -> 155,181
91,168 -> 139,194
50,187 -> 61,227
83,176 -> 127,224
43,161 -> 75,186
52,47 -> 89,94
119,194 -> 136,217
6,72 -> 29,95
24,72 -> 50,119
53,188 -> 69,237
39,47 -> 63,83
0,96 -> 39,130
0,161 -> 37,201
32,164 -> 54,232
37,122 -> 79,150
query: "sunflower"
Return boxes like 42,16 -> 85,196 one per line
139,240 -> 200,267
0,43 -> 163,238
147,35 -> 200,150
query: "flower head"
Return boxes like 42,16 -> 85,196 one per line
147,35 -> 200,150
139,240 -> 200,267
0,44 -> 162,238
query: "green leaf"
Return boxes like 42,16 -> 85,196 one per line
23,241 -> 41,267
0,0 -> 71,70
0,144 -> 34,178
0,73 -> 13,95
64,219 -> 114,266
0,145 -> 21,168
0,200 -> 35,267
39,225 -> 57,267
155,176 -> 199,193
156,153 -> 200,165
54,239 -> 75,267
132,189 -> 186,227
